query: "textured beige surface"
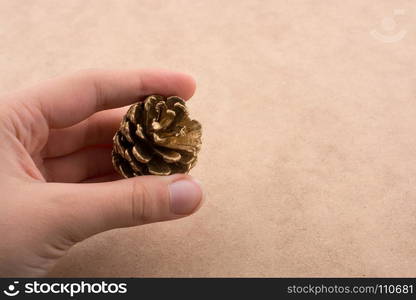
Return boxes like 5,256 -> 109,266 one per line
1,0 -> 416,277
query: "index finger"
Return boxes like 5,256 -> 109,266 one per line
24,69 -> 196,128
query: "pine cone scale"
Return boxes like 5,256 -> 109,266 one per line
153,147 -> 182,163
132,144 -> 152,163
147,157 -> 171,176
126,103 -> 141,123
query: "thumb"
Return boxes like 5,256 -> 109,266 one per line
56,174 -> 203,242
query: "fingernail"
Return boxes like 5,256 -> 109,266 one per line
169,179 -> 203,215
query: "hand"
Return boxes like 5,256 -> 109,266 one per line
0,69 -> 203,277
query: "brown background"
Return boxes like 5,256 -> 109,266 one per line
1,0 -> 416,277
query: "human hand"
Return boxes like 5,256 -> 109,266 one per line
0,69 -> 203,277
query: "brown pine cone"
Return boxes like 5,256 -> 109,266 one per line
112,95 -> 202,178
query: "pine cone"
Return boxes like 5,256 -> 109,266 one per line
112,95 -> 202,178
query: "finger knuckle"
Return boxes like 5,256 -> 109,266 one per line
129,180 -> 153,224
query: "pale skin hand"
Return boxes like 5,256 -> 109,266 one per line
0,69 -> 203,277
